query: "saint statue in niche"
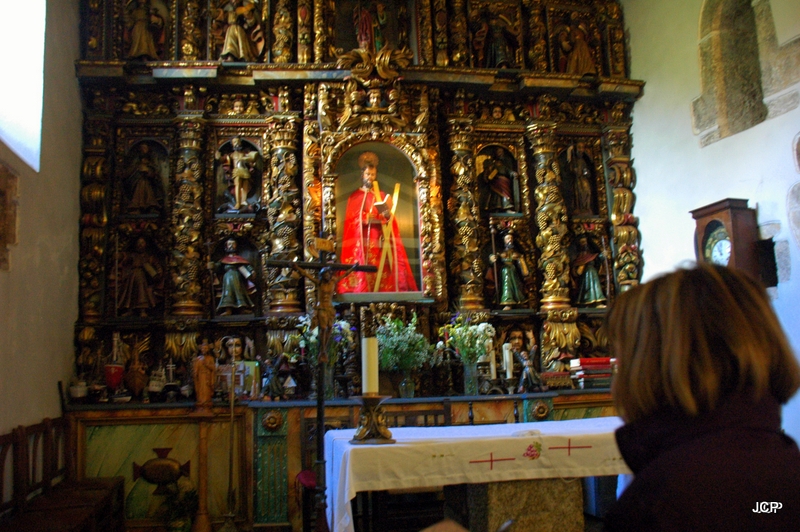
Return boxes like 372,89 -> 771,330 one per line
212,238 -> 256,315
337,150 -> 419,293
125,0 -> 167,60
562,143 -> 597,216
117,236 -> 163,317
216,137 -> 262,214
214,0 -> 264,62
125,142 -> 164,214
572,235 -> 608,307
558,22 -> 597,76
488,231 -> 529,309
471,5 -> 520,68
353,1 -> 387,54
478,145 -> 519,214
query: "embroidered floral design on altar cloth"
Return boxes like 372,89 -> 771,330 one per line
524,442 -> 542,460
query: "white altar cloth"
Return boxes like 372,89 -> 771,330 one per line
325,416 -> 632,532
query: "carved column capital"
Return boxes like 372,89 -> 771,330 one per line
525,121 -> 558,155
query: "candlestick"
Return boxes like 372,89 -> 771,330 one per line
361,337 -> 379,395
503,343 -> 514,379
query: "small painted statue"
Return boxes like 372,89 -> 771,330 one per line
489,232 -> 529,309
214,238 -> 255,315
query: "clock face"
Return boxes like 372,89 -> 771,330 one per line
703,225 -> 731,266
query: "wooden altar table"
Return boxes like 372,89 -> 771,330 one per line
325,416 -> 632,532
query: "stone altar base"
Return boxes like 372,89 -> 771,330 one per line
444,478 -> 584,532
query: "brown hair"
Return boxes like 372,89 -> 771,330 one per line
607,264 -> 800,423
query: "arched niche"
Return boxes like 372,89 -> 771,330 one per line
321,134 -> 444,305
692,0 -> 800,145
692,0 -> 766,144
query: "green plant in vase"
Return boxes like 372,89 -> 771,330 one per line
296,315 -> 356,399
440,316 -> 496,396
376,312 -> 431,398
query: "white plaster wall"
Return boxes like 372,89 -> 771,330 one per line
621,0 -> 800,439
0,0 -> 81,433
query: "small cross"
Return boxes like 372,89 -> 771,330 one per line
548,438 -> 593,456
469,453 -> 516,470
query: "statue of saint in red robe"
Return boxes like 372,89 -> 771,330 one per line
338,151 -> 418,293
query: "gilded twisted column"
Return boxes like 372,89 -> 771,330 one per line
447,118 -> 484,311
170,115 -> 206,317
78,110 -> 112,323
527,121 -> 578,372
602,124 -> 641,292
266,115 -> 302,312
527,122 -> 570,311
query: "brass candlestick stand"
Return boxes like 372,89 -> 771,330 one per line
218,363 -> 239,532
350,394 -> 395,444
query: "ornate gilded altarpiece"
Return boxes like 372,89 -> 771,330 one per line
75,0 -> 643,527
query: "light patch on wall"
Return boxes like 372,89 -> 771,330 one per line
771,0 -> 800,45
788,182 -> 800,251
0,0 -> 46,172
0,160 -> 18,270
795,131 -> 800,173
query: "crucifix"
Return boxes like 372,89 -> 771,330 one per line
265,239 -> 376,532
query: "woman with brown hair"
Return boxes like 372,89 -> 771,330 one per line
604,264 -> 800,530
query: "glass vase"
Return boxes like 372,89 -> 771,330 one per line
398,370 -> 415,399
463,360 -> 479,396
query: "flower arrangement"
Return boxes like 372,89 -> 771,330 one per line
376,312 -> 431,372
439,316 -> 496,365
295,315 -> 356,367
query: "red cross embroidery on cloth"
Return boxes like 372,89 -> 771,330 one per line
469,453 -> 516,470
548,438 -> 592,456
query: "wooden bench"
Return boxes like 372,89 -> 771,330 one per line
0,417 -> 124,531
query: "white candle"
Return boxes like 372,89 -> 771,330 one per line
503,343 -> 514,379
487,340 -> 497,380
361,337 -> 379,395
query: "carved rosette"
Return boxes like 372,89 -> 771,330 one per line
179,0 -> 204,61
79,116 -> 112,322
602,124 -> 641,292
170,117 -> 206,317
449,0 -> 468,67
540,308 -> 581,372
526,121 -> 570,310
447,118 -> 484,311
265,115 -> 302,312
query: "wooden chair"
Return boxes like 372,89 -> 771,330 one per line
0,418 -> 124,532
